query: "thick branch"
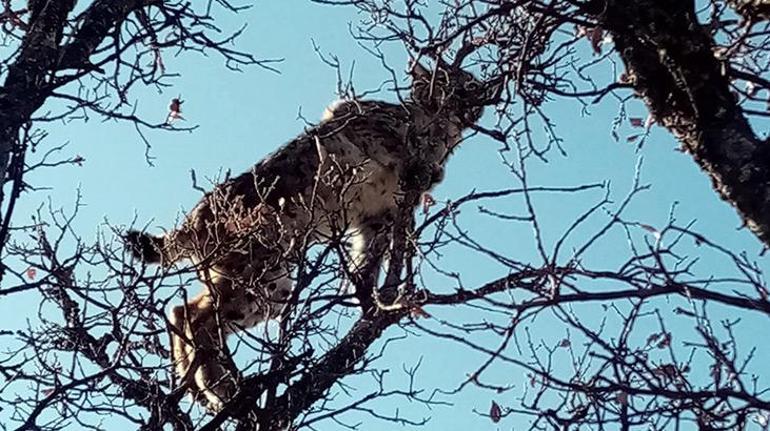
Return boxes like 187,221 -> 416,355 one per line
58,1 -> 158,70
34,235 -> 192,430
0,0 -> 75,185
0,0 -> 153,188
264,311 -> 404,430
593,1 -> 770,246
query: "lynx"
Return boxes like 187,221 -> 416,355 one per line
126,57 -> 498,411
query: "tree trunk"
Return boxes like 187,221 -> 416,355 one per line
593,0 -> 770,247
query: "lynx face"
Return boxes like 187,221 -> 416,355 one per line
410,60 -> 495,127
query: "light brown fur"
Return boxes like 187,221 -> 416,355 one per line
126,61 -> 496,411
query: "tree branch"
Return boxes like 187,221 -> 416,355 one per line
593,0 -> 770,246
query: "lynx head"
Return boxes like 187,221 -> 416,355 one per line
409,54 -> 500,127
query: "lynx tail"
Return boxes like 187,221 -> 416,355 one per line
125,230 -> 165,264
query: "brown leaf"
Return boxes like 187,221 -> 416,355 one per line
421,193 -> 436,215
590,27 -> 603,55
169,98 -> 182,113
559,338 -> 571,348
629,117 -> 644,127
489,400 -> 502,423
657,332 -> 671,349
657,364 -> 677,379
639,223 -> 658,234
26,267 -> 37,280
167,97 -> 185,123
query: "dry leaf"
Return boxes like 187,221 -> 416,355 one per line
639,223 -> 662,242
590,27 -> 603,54
166,97 -> 185,124
422,193 -> 436,214
26,267 -> 37,280
657,332 -> 671,349
639,223 -> 658,234
489,400 -> 502,423
169,98 -> 182,114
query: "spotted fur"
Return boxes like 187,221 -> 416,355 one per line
126,61 -> 493,411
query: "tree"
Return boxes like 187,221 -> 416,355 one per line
1,1 -> 769,430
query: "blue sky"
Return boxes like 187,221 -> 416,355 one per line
3,2 -> 769,430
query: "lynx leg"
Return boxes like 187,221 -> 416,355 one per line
264,272 -> 294,320
168,305 -> 192,383
347,210 -> 395,297
168,267 -> 294,411
168,290 -> 238,412
225,270 -> 294,327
